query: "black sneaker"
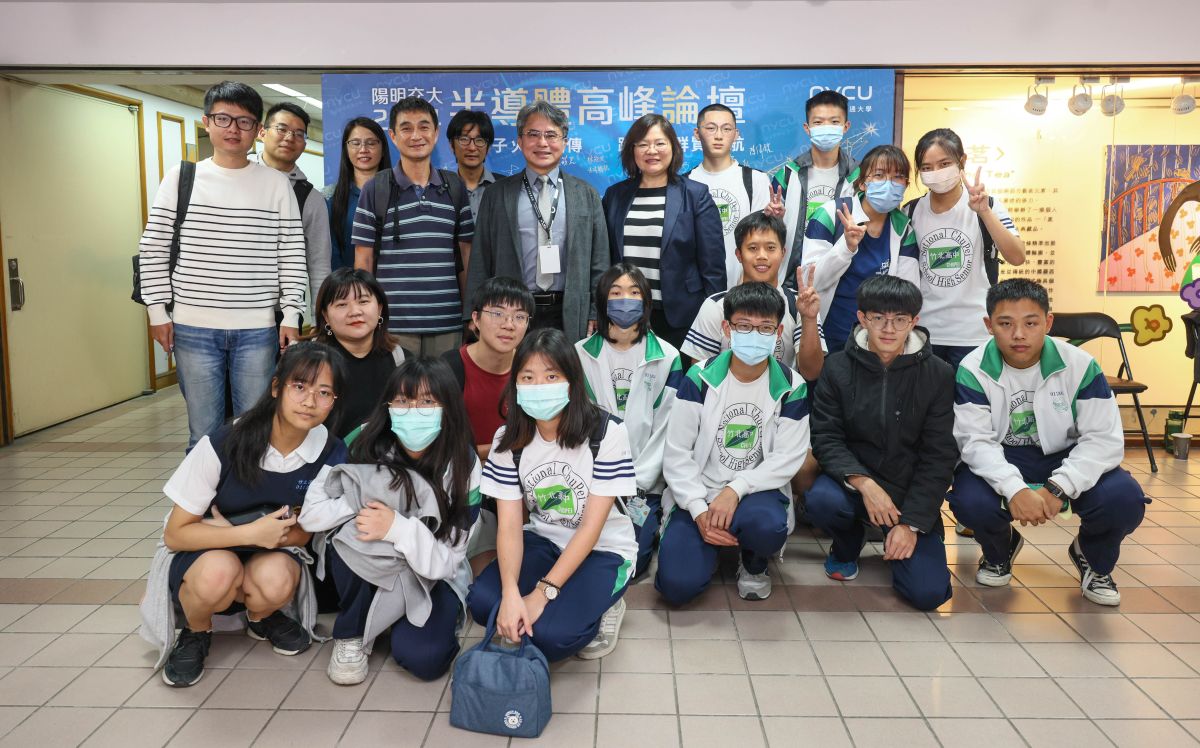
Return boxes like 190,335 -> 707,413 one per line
976,527 -> 1025,587
162,628 -> 211,687
247,611 -> 312,655
1068,537 -> 1121,606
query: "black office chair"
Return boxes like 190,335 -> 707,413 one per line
1049,312 -> 1157,473
1183,310 -> 1200,430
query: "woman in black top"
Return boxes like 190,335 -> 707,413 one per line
312,268 -> 410,439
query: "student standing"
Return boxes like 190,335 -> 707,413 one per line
805,276 -> 957,611
909,128 -> 1026,368
656,283 -> 810,604
773,90 -> 860,290
801,145 -> 920,353
325,117 -> 391,271
603,113 -> 726,350
301,358 -> 480,683
139,81 -> 306,450
467,329 -> 638,661
950,279 -> 1147,605
140,343 -> 348,687
352,97 -> 473,357
686,103 -> 780,287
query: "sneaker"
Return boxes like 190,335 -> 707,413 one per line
954,521 -> 975,538
247,611 -> 312,655
162,628 -> 211,687
576,598 -> 626,660
1068,537 -> 1121,606
976,528 -> 1025,587
737,564 -> 773,600
823,554 -> 859,582
327,637 -> 369,685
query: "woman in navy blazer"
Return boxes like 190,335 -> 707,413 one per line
602,114 -> 726,350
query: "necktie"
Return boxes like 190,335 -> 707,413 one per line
536,174 -> 554,291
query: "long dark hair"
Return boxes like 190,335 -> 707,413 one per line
348,357 -> 474,542
224,342 -> 346,488
331,117 -> 391,258
497,328 -> 599,453
310,268 -> 399,354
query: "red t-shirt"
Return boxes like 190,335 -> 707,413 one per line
460,346 -> 509,447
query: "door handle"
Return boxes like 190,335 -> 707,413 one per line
7,258 -> 24,311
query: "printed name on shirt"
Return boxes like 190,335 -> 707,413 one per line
1004,390 -> 1039,446
716,402 -> 765,470
612,367 -> 633,413
920,227 -> 975,288
524,461 -> 589,529
710,187 -> 741,236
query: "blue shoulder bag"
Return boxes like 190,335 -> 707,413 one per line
450,602 -> 552,738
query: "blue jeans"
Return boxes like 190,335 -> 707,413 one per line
654,490 -> 789,606
805,474 -> 953,611
173,323 -> 276,449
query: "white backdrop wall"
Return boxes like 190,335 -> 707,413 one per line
1,1 -> 1198,68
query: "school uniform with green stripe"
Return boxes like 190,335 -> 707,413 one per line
953,337 -> 1125,501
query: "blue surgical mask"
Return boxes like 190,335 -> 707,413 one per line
865,180 -> 906,214
730,330 -> 776,366
516,382 -> 570,421
606,298 -> 644,329
389,407 -> 443,452
809,124 -> 844,152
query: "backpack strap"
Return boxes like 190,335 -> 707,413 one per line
438,169 -> 468,220
292,179 -> 315,214
741,164 -> 755,207
979,195 -> 1000,285
589,412 -> 611,463
443,346 -> 467,390
370,170 -> 395,268
169,160 -> 196,279
391,345 -> 407,366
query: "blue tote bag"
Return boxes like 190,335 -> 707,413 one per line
450,603 -> 552,738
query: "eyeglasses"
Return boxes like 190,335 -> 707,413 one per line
866,174 -> 908,188
269,123 -> 307,141
346,138 -> 381,151
284,381 -> 337,408
207,112 -> 258,132
397,123 -> 434,136
730,322 -> 779,336
700,124 -> 736,135
862,313 -> 914,331
635,140 -> 671,153
455,136 -> 488,148
479,308 -> 530,326
387,396 -> 441,411
521,130 -> 563,144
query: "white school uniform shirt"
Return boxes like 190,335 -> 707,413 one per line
687,161 -> 771,287
681,286 -> 827,370
576,330 -> 683,495
911,189 -> 1019,347
998,362 -> 1044,448
481,422 -> 639,571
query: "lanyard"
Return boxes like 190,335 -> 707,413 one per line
522,173 -> 560,235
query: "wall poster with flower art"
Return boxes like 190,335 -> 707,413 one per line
1099,144 -> 1200,306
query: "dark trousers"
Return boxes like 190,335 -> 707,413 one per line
931,344 -> 976,370
654,490 -> 789,606
467,531 -> 630,662
530,300 -> 565,335
948,445 -> 1147,574
328,546 -> 461,681
805,475 -> 953,611
634,494 -> 663,579
651,306 -> 688,352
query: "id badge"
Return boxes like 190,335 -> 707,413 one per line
625,495 -> 650,527
538,243 -> 561,275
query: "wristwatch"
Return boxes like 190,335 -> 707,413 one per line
1044,480 -> 1070,511
538,578 -> 560,601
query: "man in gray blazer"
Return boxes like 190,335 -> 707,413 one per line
465,101 -> 609,342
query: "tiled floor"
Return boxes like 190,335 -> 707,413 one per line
1,388 -> 1199,747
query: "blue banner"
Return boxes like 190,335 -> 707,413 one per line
321,69 -> 894,191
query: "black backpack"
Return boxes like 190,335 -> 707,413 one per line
685,163 -> 755,206
292,178 -> 315,214
904,195 -> 1000,285
131,160 -> 195,309
369,168 -> 467,267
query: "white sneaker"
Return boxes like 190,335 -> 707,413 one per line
576,598 -> 626,660
737,564 -> 772,601
326,637 -> 368,685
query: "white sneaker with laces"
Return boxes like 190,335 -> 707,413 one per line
327,637 -> 368,685
737,564 -> 772,601
576,598 -> 626,660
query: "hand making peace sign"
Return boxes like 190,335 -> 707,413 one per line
763,183 -> 786,218
837,203 -> 865,252
795,263 -> 820,319
967,166 -> 990,215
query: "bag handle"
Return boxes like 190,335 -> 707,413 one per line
477,601 -> 531,656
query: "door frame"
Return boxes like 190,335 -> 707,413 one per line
0,83 -> 150,446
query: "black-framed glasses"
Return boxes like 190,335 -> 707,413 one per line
455,136 -> 488,148
207,112 -> 258,132
269,123 -> 307,141
730,322 -> 778,336
862,313 -> 914,331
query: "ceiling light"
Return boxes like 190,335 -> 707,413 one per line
263,83 -> 305,98
299,96 -> 323,110
1174,82 -> 1197,115
1024,85 -> 1049,115
1068,82 -> 1093,116
1100,85 -> 1125,116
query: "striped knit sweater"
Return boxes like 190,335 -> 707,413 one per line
138,159 -> 306,329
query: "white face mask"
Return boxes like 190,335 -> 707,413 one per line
920,164 -> 962,194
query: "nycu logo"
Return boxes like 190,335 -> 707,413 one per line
807,85 -> 875,101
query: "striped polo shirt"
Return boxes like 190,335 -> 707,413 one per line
352,165 -> 474,335
621,186 -> 667,303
